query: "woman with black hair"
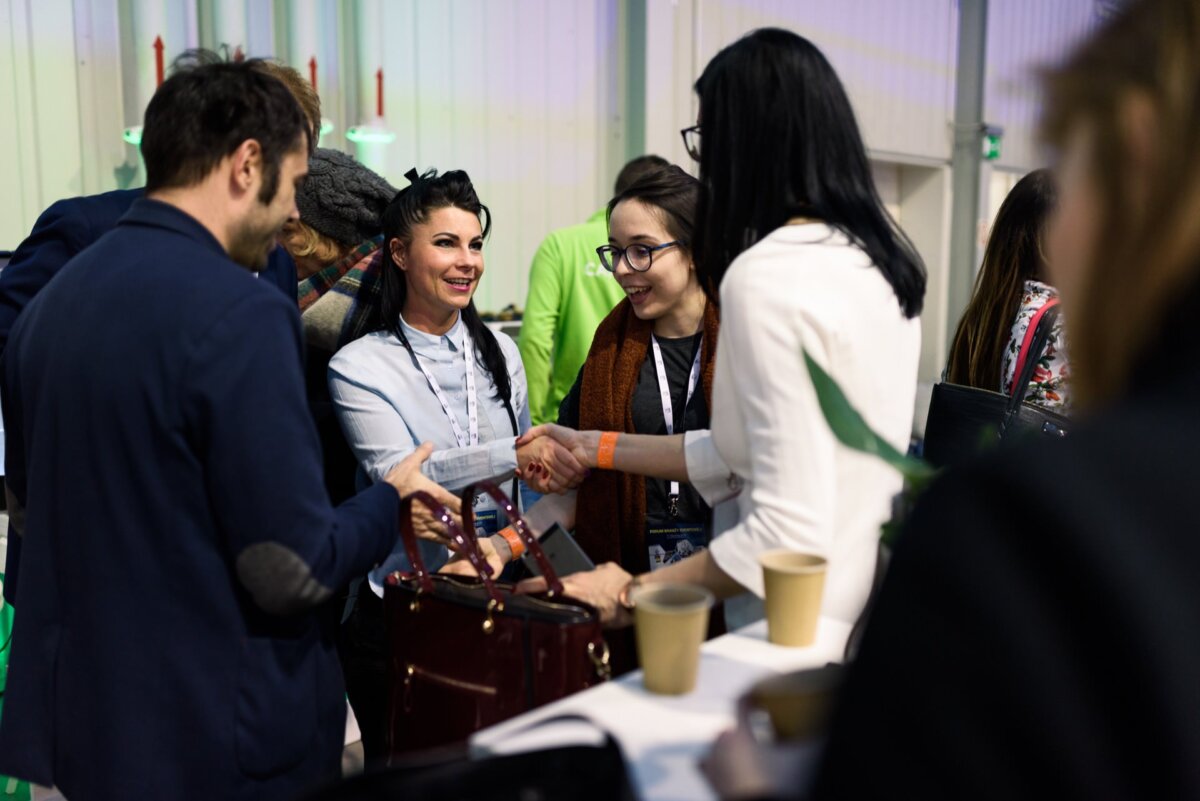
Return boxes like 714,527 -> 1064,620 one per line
328,169 -> 584,759
518,29 -> 926,629
946,169 -> 1069,410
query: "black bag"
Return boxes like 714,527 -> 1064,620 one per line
301,716 -> 639,801
924,304 -> 1069,469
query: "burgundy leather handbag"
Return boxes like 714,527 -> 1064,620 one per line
383,481 -> 612,757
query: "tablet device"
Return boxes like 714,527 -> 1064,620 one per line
521,523 -> 595,578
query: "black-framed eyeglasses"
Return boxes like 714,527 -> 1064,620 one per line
681,125 -> 701,161
596,242 -> 680,273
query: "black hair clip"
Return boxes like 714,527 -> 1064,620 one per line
404,167 -> 420,183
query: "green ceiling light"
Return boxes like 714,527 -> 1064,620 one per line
983,133 -> 1001,161
123,126 -> 143,146
346,125 -> 395,145
981,124 -> 1004,162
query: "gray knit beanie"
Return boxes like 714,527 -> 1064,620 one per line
296,148 -> 397,246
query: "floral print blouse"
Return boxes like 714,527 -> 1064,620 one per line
1000,280 -> 1071,412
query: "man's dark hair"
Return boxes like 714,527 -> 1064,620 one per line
170,49 -> 322,154
141,59 -> 310,203
613,154 -> 670,195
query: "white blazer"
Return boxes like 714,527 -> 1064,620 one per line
684,223 -> 921,623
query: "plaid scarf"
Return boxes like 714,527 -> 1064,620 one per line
297,236 -> 386,353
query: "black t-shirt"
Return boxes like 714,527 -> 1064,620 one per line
558,333 -> 711,527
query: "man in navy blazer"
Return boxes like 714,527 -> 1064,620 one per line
0,192 -> 297,605
0,60 -> 452,801
0,55 -> 320,605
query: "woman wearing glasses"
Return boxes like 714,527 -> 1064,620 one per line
518,29 -> 925,631
515,165 -> 721,663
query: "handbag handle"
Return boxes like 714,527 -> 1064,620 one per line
398,490 -> 504,605
1000,304 -> 1061,436
1008,298 -> 1060,398
462,480 -> 567,598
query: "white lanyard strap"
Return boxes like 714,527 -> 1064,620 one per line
651,335 -> 702,513
411,324 -> 478,448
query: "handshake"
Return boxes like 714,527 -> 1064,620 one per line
514,424 -> 596,495
382,426 -> 602,578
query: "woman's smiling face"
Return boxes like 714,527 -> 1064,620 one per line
608,198 -> 695,323
391,206 -> 485,320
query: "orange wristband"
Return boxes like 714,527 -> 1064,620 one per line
498,526 -> 525,561
597,431 -> 620,470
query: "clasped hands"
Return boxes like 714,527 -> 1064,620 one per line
514,424 -> 598,494
382,430 -> 602,579
380,429 -> 590,541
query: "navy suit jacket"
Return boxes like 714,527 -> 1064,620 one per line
0,188 -> 298,603
0,200 -> 396,800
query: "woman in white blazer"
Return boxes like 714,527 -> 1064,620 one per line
518,28 -> 926,628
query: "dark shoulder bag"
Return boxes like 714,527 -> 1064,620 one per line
924,302 -> 1069,469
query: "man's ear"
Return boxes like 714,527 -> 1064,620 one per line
230,139 -> 263,196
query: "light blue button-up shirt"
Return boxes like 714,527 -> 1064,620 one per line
329,313 -> 530,592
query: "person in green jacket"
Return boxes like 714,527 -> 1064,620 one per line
519,155 -> 670,424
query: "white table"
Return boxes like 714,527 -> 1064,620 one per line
470,617 -> 851,801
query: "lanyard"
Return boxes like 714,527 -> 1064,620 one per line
410,324 -> 479,448
651,334 -> 702,517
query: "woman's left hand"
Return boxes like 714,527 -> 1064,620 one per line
516,562 -> 635,628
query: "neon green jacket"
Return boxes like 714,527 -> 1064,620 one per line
519,210 -> 626,425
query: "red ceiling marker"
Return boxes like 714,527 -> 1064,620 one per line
309,57 -> 318,90
233,45 -> 244,62
153,36 -> 164,86
376,68 -> 384,118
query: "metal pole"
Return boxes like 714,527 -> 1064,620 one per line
624,0 -> 648,162
946,0 -> 989,354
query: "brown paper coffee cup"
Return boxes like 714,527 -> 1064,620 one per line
632,583 -> 714,695
759,550 -> 827,647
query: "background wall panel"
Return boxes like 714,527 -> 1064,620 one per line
985,0 -> 1097,171
1,0 -> 87,247
74,0 -> 128,196
643,0 -> 958,164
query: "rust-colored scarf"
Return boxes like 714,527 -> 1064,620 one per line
574,297 -> 720,572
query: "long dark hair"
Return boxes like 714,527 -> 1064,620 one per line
377,169 -> 511,404
946,169 -> 1057,389
692,28 -> 925,318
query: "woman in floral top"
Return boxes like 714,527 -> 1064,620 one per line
999,280 -> 1070,411
947,169 -> 1071,412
